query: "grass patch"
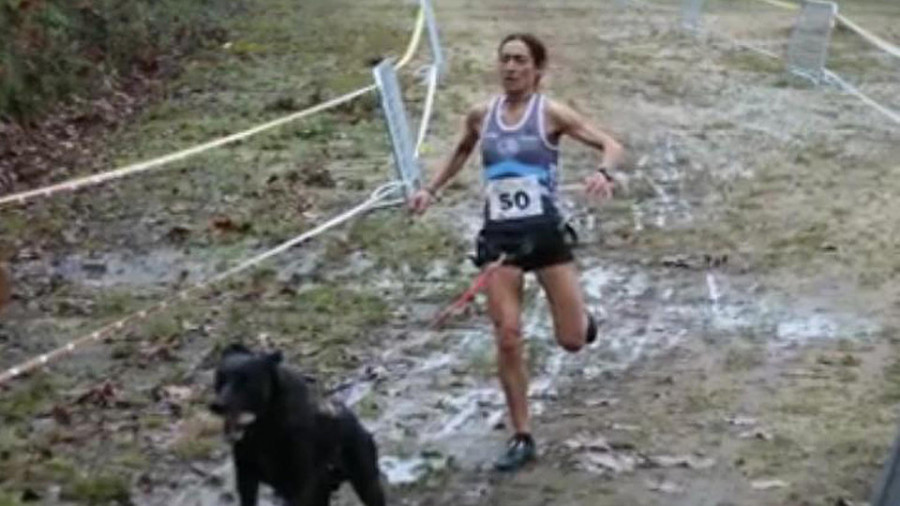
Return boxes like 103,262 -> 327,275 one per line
681,384 -> 739,414
291,285 -> 390,338
723,344 -> 766,372
354,393 -> 381,420
775,384 -> 841,416
0,492 -> 24,506
170,412 -> 221,460
60,472 -> 131,505
217,283 -> 391,370
329,214 -> 467,273
880,353 -> 900,403
0,373 -> 58,423
462,341 -> 496,380
737,434 -> 809,478
720,50 -> 783,74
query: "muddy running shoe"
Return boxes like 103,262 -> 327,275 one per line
586,312 -> 598,345
493,433 -> 536,472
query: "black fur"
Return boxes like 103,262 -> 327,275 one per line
210,344 -> 386,506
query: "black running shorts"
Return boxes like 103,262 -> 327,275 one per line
473,222 -> 574,272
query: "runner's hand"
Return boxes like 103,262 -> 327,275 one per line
584,171 -> 614,200
408,188 -> 434,214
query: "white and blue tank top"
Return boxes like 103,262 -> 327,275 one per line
480,93 -> 561,231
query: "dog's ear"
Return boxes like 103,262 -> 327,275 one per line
265,350 -> 283,367
222,343 -> 252,358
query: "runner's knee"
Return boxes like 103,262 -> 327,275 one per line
495,322 -> 523,355
557,334 -> 584,353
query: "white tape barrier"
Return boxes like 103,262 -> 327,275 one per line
836,14 -> 900,60
0,8 -> 427,209
753,0 -> 799,11
0,87 -> 375,207
752,0 -> 900,60
397,7 -> 427,71
0,181 -> 403,387
415,65 -> 439,158
420,0 -> 445,79
736,41 -> 781,60
824,70 -> 900,126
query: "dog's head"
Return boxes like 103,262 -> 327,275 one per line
209,343 -> 283,442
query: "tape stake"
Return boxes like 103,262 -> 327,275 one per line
786,0 -> 838,83
373,61 -> 421,198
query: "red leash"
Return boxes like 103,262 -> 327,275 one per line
429,254 -> 507,329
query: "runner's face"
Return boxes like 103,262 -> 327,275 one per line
498,40 -> 540,94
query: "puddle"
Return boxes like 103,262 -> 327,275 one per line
16,245 -> 326,290
632,134 -> 695,230
379,452 -> 452,485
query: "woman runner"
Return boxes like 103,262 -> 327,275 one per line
409,33 -> 626,472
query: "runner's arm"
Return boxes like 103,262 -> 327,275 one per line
547,101 -> 625,171
422,104 -> 487,195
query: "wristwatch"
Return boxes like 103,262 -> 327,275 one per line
597,167 -> 614,183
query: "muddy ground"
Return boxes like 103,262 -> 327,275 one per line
1,0 -> 900,505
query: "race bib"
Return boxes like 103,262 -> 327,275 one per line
487,177 -> 544,221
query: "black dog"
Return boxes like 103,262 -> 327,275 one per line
209,344 -> 386,506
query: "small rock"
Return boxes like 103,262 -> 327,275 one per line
584,397 -> 619,408
564,434 -> 611,452
751,479 -> 788,490
726,415 -> 757,427
739,429 -> 773,441
646,478 -> 686,495
647,454 -> 716,470
161,385 -> 194,404
610,423 -> 640,432
580,452 -> 638,474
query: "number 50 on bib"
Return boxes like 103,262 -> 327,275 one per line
487,177 -> 545,221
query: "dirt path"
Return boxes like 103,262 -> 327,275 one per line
1,0 -> 899,505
